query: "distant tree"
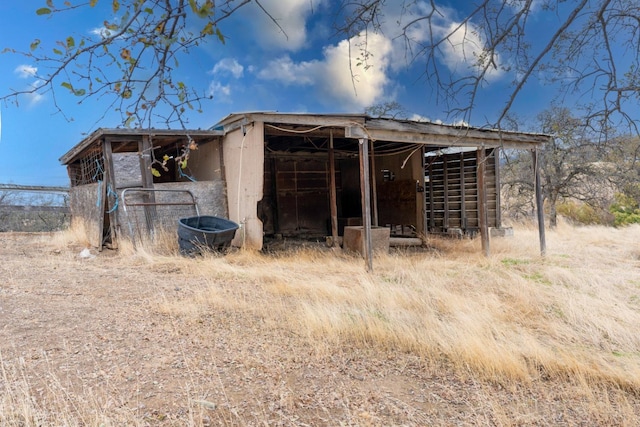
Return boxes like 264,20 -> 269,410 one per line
365,101 -> 408,119
602,135 -> 640,225
502,107 -> 605,227
337,0 -> 640,134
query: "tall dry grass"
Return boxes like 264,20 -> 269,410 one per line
156,221 -> 640,391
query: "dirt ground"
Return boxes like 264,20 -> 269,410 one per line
0,232 -> 634,426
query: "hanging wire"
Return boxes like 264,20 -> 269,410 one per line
106,183 -> 119,213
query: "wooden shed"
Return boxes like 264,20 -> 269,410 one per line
60,113 -> 550,261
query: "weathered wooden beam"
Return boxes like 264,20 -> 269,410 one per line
443,155 -> 449,229
359,138 -> 373,272
347,123 -> 548,150
477,147 -> 490,257
370,140 -> 379,227
328,131 -> 339,247
459,152 -> 467,229
138,135 -> 156,236
493,148 -> 502,228
102,138 -> 119,250
532,148 -> 546,256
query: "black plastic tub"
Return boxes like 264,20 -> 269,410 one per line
178,215 -> 239,255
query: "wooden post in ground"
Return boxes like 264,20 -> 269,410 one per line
328,130 -> 339,247
359,138 -> 373,272
370,139 -> 378,227
532,148 -> 546,256
477,147 -> 490,257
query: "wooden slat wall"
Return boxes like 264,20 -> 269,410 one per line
263,156 -> 342,237
425,149 -> 498,234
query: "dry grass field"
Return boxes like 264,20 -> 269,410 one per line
1,222 -> 639,426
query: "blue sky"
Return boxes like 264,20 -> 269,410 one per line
0,0 -> 628,186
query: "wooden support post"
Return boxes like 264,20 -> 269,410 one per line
477,147 -> 490,257
369,139 -> 379,227
102,138 -> 119,250
460,152 -> 467,230
428,162 -> 435,231
139,135 -> 154,188
421,146 -> 428,238
328,130 -> 339,247
443,154 -> 449,229
138,135 -> 156,236
532,148 -> 546,256
359,138 -> 373,272
494,148 -> 502,228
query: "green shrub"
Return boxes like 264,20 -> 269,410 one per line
610,192 -> 640,227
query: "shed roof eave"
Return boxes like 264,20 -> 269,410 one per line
215,112 -> 549,149
213,112 -> 367,134
59,128 -> 224,165
346,124 -> 550,149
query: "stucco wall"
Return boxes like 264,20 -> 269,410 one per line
223,121 -> 265,250
113,152 -> 143,188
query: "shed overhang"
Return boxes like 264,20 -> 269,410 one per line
60,128 -> 224,165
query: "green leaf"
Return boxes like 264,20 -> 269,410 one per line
180,159 -> 188,169
30,39 -> 41,51
53,48 -> 63,55
66,36 -> 75,49
61,82 -> 73,91
89,0 -> 98,6
201,22 -> 214,36
36,7 -> 52,15
189,0 -> 213,18
46,0 -> 55,8
112,0 -> 120,13
122,89 -> 132,99
124,115 -> 136,128
74,88 -> 86,96
151,167 -> 161,177
216,28 -> 225,44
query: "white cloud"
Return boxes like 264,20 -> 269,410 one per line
375,2 -> 504,81
207,81 -> 231,98
90,26 -> 110,39
14,65 -> 37,78
25,80 -> 46,106
243,0 -> 325,51
435,21 -> 504,81
409,114 -> 431,122
13,66 -> 45,106
212,58 -> 244,78
256,32 -> 392,110
322,33 -> 392,108
257,56 -> 317,85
